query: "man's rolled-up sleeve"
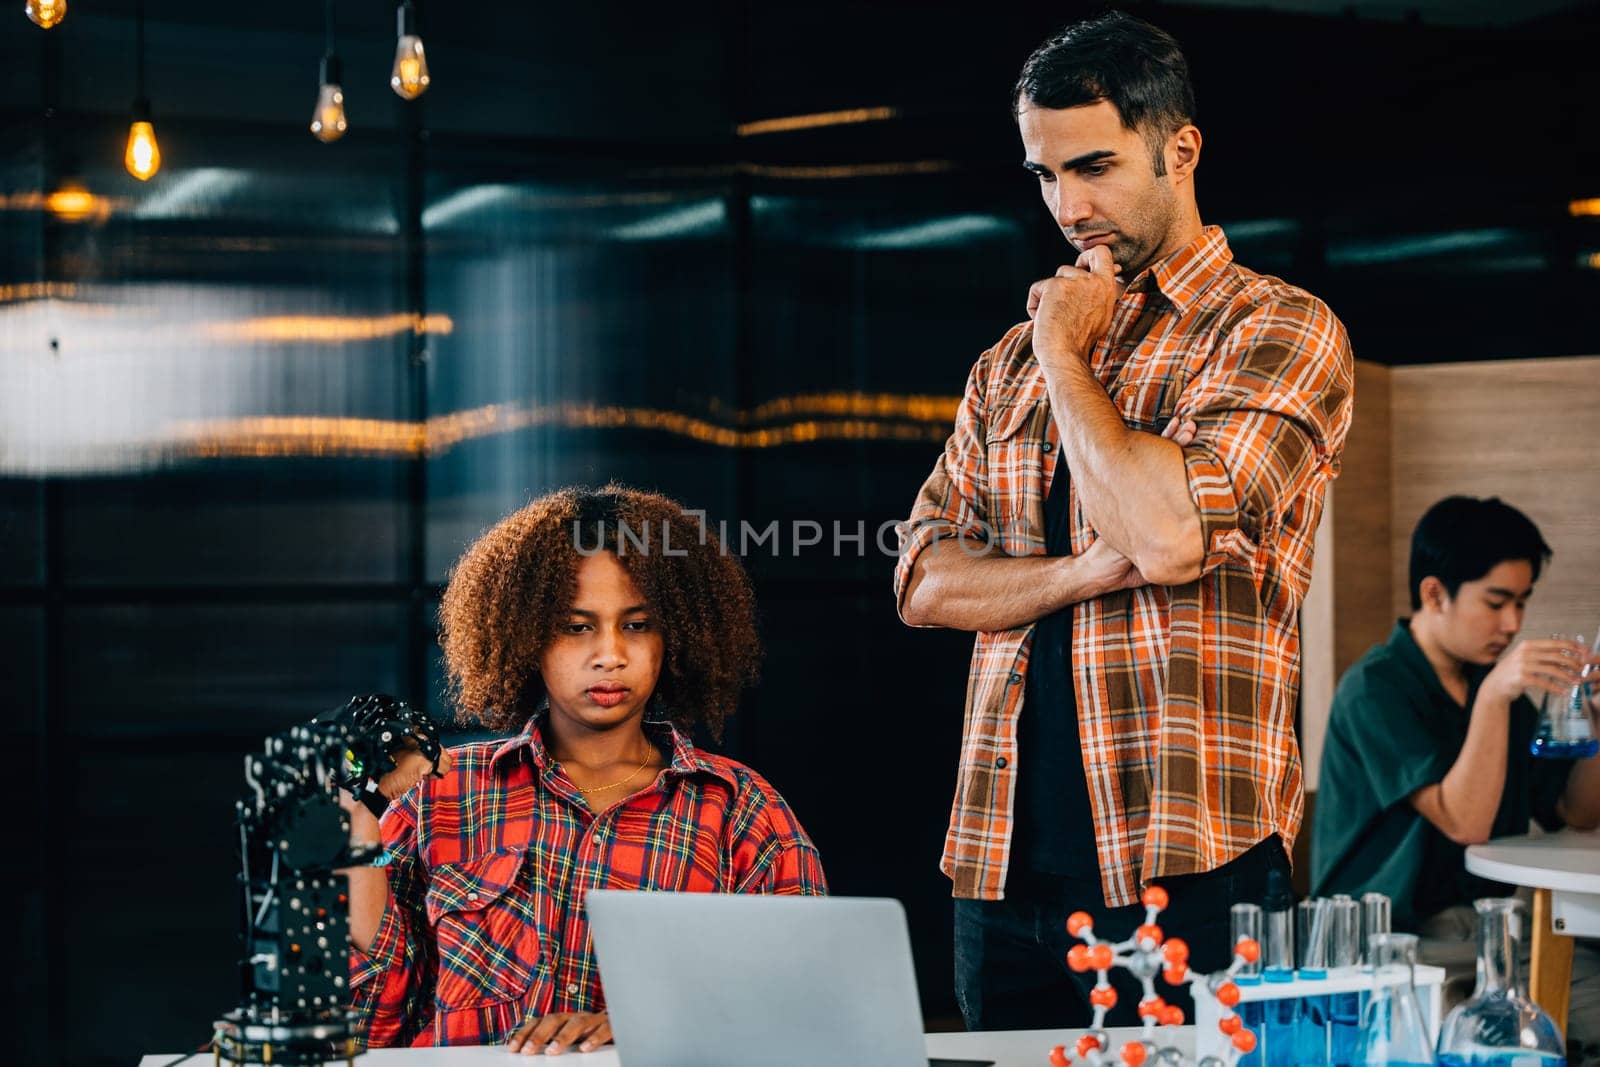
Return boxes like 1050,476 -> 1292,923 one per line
892,349 -> 994,624
1177,292 -> 1353,580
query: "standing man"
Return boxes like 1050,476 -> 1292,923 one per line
894,12 -> 1354,1031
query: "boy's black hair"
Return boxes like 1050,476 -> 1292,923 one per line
1409,495 -> 1551,610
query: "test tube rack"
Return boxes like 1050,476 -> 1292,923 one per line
1192,965 -> 1446,1058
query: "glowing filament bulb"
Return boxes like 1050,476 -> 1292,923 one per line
311,84 -> 347,142
390,35 -> 430,99
310,56 -> 348,143
25,0 -> 67,28
125,119 -> 161,181
45,184 -> 97,221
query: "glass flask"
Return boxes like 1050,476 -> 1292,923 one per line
1355,932 -> 1436,1067
1529,633 -> 1598,760
1435,898 -> 1566,1067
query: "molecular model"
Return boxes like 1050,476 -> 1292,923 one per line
1047,885 -> 1260,1067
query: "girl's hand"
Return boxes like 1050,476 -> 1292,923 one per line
507,1011 -> 613,1056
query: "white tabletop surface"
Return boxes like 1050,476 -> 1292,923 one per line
141,1025 -> 1195,1067
1464,828 -> 1600,894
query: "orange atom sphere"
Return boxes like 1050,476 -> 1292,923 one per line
1076,1035 -> 1102,1058
1216,981 -> 1242,1008
1232,1029 -> 1258,1054
1138,996 -> 1166,1018
1049,1045 -> 1072,1067
1162,937 -> 1190,964
1067,945 -> 1092,972
1066,911 -> 1094,937
1140,885 -> 1169,910
1088,944 -> 1115,970
1162,965 -> 1188,985
1121,1041 -> 1148,1067
1219,1015 -> 1243,1036
1135,923 -> 1164,947
1089,986 -> 1118,1008
1235,938 -> 1261,963
1162,1006 -> 1185,1026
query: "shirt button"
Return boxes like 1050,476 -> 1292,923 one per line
566,982 -> 580,995
466,891 -> 479,902
1042,441 -> 1054,452
996,757 -> 1009,769
1008,672 -> 1022,685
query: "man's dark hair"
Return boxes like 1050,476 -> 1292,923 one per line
1013,11 -> 1195,176
1409,496 -> 1552,611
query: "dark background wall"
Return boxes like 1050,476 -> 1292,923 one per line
2,2 -> 1597,1064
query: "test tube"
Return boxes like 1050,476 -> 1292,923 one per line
1359,892 -> 1391,968
1263,869 -> 1295,979
1232,903 -> 1265,1067
1294,899 -> 1330,1067
1327,896 -> 1361,1067
1262,870 -> 1296,1067
1297,898 -> 1330,975
1232,902 -> 1264,981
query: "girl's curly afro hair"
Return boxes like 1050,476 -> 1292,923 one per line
439,484 -> 760,739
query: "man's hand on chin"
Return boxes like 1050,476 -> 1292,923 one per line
1026,243 -> 1119,376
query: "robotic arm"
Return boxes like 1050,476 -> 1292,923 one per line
213,694 -> 445,1066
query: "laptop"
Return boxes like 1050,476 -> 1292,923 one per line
585,891 -> 992,1067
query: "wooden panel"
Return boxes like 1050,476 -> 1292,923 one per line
1333,360 -> 1394,675
1390,356 -> 1600,641
1301,360 -> 1391,794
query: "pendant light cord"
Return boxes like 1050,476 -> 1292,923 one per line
134,0 -> 146,101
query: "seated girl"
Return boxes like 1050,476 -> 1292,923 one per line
343,486 -> 828,1054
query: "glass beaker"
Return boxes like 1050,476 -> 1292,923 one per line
1529,633 -> 1598,760
1435,898 -> 1566,1067
1355,932 -> 1436,1067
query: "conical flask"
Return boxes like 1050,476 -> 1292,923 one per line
1356,932 -> 1436,1066
1436,898 -> 1566,1067
1530,633 -> 1598,760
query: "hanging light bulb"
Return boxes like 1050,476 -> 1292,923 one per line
389,1 -> 430,100
25,0 -> 67,29
125,99 -> 161,181
124,2 -> 161,180
311,58 -> 347,143
311,1 -> 347,143
45,182 -> 100,222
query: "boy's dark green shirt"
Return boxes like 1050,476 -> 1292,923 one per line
1311,620 -> 1572,931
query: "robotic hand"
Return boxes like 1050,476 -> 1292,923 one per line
214,694 -> 446,1066
316,693 -> 447,820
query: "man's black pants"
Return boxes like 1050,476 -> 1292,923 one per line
953,836 -> 1291,1031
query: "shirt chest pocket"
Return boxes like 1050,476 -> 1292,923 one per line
426,849 -> 542,1009
1111,377 -> 1179,435
984,400 -> 1045,557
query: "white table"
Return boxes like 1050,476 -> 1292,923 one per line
141,1026 -> 1193,1067
1466,828 -> 1600,1033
